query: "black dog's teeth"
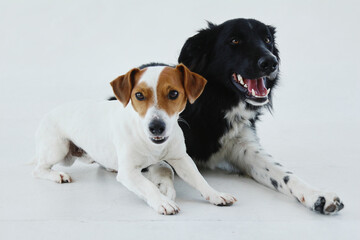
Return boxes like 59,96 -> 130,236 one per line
232,73 -> 270,99
233,73 -> 247,88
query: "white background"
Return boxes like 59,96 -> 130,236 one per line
0,0 -> 359,239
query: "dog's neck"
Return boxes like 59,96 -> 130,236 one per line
224,101 -> 258,128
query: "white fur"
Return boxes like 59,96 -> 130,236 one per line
33,67 -> 236,215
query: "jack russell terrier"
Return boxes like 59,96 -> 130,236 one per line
33,64 -> 237,214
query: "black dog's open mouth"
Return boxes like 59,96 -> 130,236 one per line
150,136 -> 168,144
232,73 -> 270,106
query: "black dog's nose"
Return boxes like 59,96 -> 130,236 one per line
258,56 -> 278,73
149,119 -> 166,135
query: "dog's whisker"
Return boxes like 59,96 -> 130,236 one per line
178,117 -> 190,129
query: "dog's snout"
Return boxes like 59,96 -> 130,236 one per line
149,119 -> 166,135
258,56 -> 278,74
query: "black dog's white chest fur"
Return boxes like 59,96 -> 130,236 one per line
206,102 -> 259,170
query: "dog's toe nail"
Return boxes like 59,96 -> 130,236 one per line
325,204 -> 336,213
338,203 -> 344,211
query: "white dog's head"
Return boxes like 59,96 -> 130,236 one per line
111,64 -> 207,144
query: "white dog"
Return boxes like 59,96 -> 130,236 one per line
33,64 -> 237,214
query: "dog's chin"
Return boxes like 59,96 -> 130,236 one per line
231,73 -> 271,107
149,136 -> 169,144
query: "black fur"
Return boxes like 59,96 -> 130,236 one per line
313,197 -> 326,214
270,178 -> 278,190
283,175 -> 290,184
138,62 -> 171,69
178,18 -> 280,161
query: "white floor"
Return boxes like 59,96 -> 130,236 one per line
1,119 -> 359,240
1,1 -> 360,239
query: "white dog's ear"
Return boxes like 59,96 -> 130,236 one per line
176,64 -> 207,104
110,68 -> 140,107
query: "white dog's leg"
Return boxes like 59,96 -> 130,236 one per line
167,156 -> 237,206
33,137 -> 72,184
77,154 -> 96,165
116,160 -> 180,215
98,161 -> 176,198
226,126 -> 344,215
142,162 -> 176,200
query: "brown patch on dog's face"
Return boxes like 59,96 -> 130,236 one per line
157,67 -> 187,116
110,68 -> 146,107
157,64 -> 207,116
131,82 -> 155,117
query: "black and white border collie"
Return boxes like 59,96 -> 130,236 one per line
113,18 -> 344,214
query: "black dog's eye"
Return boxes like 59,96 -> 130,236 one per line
264,37 -> 271,44
231,38 -> 240,45
168,90 -> 179,100
135,92 -> 145,101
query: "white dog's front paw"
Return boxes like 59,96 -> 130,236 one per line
33,167 -> 72,184
203,191 -> 237,206
303,192 -> 344,215
149,196 -> 180,215
54,172 -> 72,184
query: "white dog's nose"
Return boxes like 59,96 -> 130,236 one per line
149,119 -> 166,135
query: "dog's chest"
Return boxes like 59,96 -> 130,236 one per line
219,102 -> 257,147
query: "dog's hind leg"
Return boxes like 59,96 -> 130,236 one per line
142,161 -> 176,200
226,126 -> 344,215
32,123 -> 72,183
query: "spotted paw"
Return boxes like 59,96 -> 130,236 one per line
312,195 -> 344,215
204,192 -> 237,206
149,195 -> 180,215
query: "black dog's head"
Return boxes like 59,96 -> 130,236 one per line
178,18 -> 280,107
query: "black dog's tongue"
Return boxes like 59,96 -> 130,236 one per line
244,78 -> 267,96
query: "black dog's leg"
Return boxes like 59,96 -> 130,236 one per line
225,126 -> 344,215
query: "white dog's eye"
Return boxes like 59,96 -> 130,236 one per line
168,90 -> 178,100
135,92 -> 145,101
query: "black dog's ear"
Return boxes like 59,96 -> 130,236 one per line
206,21 -> 217,29
267,25 -> 276,37
178,23 -> 217,74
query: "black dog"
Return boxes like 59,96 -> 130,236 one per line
112,18 -> 344,214
178,19 -> 279,161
